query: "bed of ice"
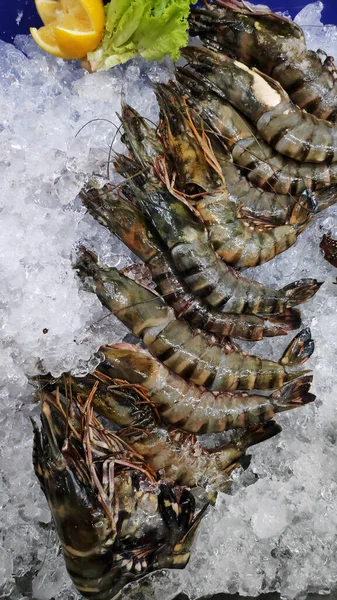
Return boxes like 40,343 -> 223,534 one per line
1,2 -> 337,600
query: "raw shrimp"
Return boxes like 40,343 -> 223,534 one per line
117,101 -> 321,312
154,83 -> 311,267
40,374 -> 283,494
176,66 -> 337,195
33,391 -> 204,599
76,249 -> 314,391
195,189 -> 309,268
189,0 -> 337,122
81,182 -> 298,339
99,343 -> 315,433
130,182 -> 320,314
182,46 -> 337,164
123,421 -> 282,493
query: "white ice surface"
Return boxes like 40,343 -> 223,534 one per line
0,38 -> 172,600
1,3 -> 337,600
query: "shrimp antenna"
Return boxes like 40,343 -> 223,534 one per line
282,240 -> 312,278
107,122 -> 123,180
137,115 -> 158,129
34,521 -> 55,576
75,118 -> 119,138
107,112 -> 157,180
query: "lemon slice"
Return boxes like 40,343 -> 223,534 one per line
30,23 -> 71,58
55,15 -> 103,58
30,0 -> 105,59
35,0 -> 59,25
61,0 -> 100,27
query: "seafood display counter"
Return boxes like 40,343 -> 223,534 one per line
1,1 -> 337,600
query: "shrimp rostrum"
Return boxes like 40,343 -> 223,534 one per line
76,249 -> 315,391
189,0 -> 337,123
32,390 -> 206,600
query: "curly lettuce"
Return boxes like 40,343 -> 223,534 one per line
87,0 -> 196,71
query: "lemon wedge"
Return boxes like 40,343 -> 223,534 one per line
35,0 -> 60,25
30,23 -> 72,58
30,0 -> 105,60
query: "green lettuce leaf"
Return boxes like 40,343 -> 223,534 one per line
87,0 -> 195,72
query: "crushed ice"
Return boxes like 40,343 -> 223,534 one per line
1,3 -> 337,600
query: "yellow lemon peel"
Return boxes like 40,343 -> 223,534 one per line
30,0 -> 105,59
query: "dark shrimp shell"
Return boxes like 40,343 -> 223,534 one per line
189,1 -> 337,122
320,234 -> 337,268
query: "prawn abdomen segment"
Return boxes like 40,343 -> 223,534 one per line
149,325 -> 314,391
197,192 -> 310,268
256,102 -> 337,163
146,319 -> 261,390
